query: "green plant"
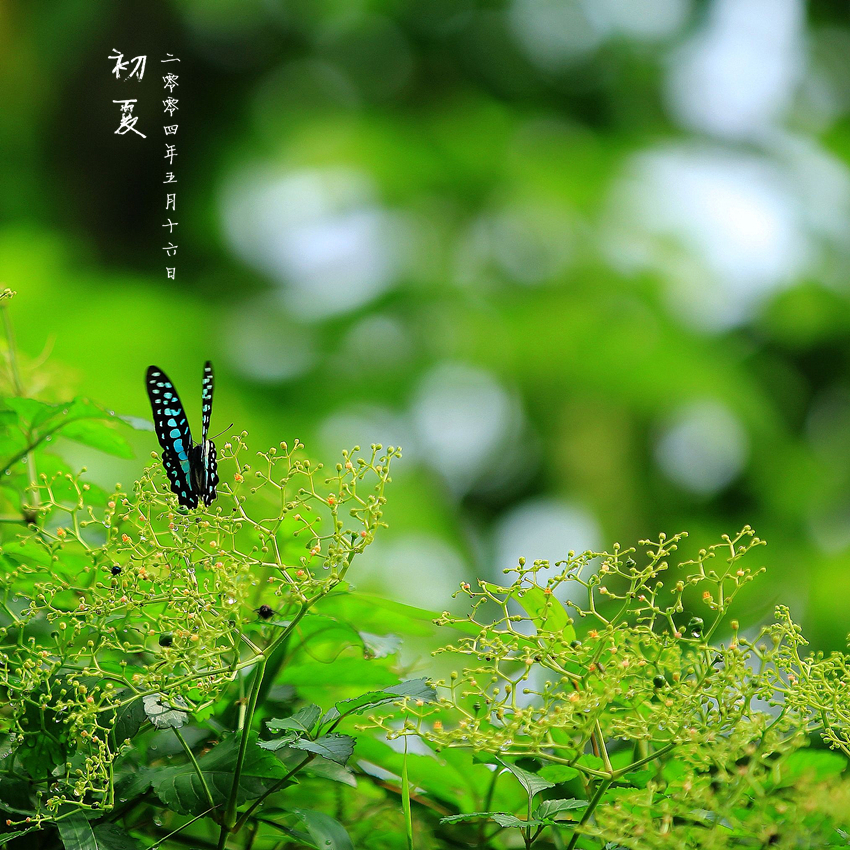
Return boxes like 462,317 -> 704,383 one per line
380,530 -> 850,848
3,288 -> 850,850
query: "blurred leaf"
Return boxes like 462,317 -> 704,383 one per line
293,809 -> 354,850
116,415 -> 154,432
779,750 -> 847,787
279,656 -> 398,689
91,824 -> 141,850
359,631 -> 402,658
538,764 -> 579,784
61,420 -> 133,458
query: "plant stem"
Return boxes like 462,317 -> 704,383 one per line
566,777 -> 611,850
402,736 -> 414,850
235,753 -> 314,832
173,728 -> 216,814
220,655 -> 266,836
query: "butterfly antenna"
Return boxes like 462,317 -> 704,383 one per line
210,423 -> 233,440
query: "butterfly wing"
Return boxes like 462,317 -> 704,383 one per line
146,365 -> 197,509
202,440 -> 219,506
201,361 -> 214,443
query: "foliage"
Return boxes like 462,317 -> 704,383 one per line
2,293 -> 850,850
381,530 -> 850,848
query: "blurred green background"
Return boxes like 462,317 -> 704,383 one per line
4,0 -> 850,646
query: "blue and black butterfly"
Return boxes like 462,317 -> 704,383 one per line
145,361 -> 219,509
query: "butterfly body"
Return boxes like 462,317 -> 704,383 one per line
146,361 -> 219,509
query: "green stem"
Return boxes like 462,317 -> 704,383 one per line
235,753 -> 314,831
613,742 -> 676,778
566,777 -> 611,850
173,728 -> 216,814
220,655 -> 266,836
402,736 -> 414,850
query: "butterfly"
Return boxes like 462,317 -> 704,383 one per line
145,361 -> 219,509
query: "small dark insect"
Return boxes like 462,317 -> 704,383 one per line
653,674 -> 667,689
110,566 -> 122,576
257,605 -> 274,620
146,361 -> 219,509
158,633 -> 174,647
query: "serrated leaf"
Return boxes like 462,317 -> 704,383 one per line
493,756 -> 555,800
439,811 -> 544,828
291,734 -> 355,766
293,809 -> 354,850
258,732 -> 298,752
332,678 -> 437,719
152,732 -> 288,815
267,704 -> 321,736
534,798 -> 588,820
143,694 -> 188,729
58,812 -> 97,850
0,828 -> 38,845
304,757 -> 357,787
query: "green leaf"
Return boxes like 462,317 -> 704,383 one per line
267,704 -> 322,735
61,420 -> 134,459
303,757 -> 357,787
143,694 -> 188,729
91,824 -> 141,850
534,798 -> 588,821
258,734 -> 299,752
116,415 -> 155,432
538,764 -> 579,784
320,590 -> 479,637
291,734 -> 355,766
439,811 -> 544,828
152,732 -> 288,816
57,812 -> 97,850
576,753 -> 605,772
0,776 -> 32,815
3,398 -> 58,428
502,583 -> 575,641
492,756 -> 555,800
114,767 -> 153,802
293,809 -> 354,850
0,828 -> 38,846
113,696 -> 147,743
779,750 -> 848,786
56,815 -> 141,850
279,656 -> 398,689
359,631 -> 402,658
330,678 -> 437,720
